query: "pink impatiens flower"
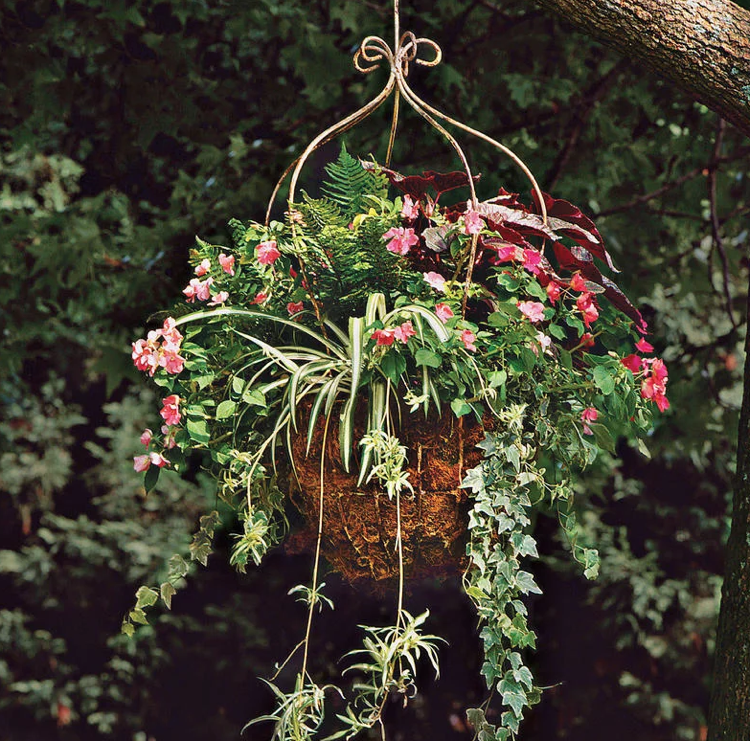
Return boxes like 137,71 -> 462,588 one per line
534,332 -> 552,355
183,277 -> 214,302
133,454 -> 151,473
371,328 -> 396,346
161,425 -> 177,449
195,258 -> 211,276
435,303 -> 454,323
461,329 -> 477,352
494,244 -> 522,263
208,291 -> 229,306
140,429 -> 153,447
581,407 -> 598,435
517,300 -> 546,323
149,451 -> 170,468
423,271 -> 446,292
463,209 -> 483,235
393,321 -> 416,344
218,253 -> 235,275
635,337 -> 654,353
252,291 -> 269,305
383,227 -> 419,256
257,240 -> 281,265
160,395 -> 181,426
132,317 -> 185,377
401,194 -> 420,220
132,338 -> 159,374
287,301 -> 304,315
522,248 -> 542,275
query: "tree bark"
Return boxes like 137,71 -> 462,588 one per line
707,289 -> 750,740
527,1 -> 750,737
531,0 -> 750,139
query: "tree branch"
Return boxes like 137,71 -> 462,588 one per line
530,0 -> 750,138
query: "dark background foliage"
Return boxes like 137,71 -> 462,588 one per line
1,1 -> 748,739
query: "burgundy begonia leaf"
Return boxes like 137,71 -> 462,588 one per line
552,242 -> 646,331
476,200 -> 558,240
361,161 -> 480,200
494,188 -> 525,210
533,191 -> 617,272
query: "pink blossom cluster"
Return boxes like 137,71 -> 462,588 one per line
383,227 -> 419,256
372,321 -> 416,346
492,245 -> 543,275
133,396 -> 181,472
620,338 -> 669,411
132,318 -> 185,376
580,406 -> 598,435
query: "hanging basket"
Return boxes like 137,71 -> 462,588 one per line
285,403 -> 489,585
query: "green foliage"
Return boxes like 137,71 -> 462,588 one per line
2,0 -> 748,737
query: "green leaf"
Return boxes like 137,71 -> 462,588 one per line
215,400 -> 237,420
415,347 -> 442,368
590,423 -> 616,454
593,365 -> 615,395
451,398 -> 472,417
187,418 -> 210,444
160,581 -> 177,610
135,586 -> 159,609
144,464 -> 160,493
380,351 -> 406,384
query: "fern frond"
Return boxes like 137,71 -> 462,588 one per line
322,144 -> 387,220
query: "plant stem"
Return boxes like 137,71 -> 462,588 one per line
300,414 -> 331,680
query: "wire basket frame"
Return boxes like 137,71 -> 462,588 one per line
265,2 -> 549,313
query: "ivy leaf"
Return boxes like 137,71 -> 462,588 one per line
160,581 -> 176,609
451,398 -> 472,417
135,586 -> 159,609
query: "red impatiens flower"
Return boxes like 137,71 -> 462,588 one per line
383,227 -> 419,256
570,273 -> 586,292
640,357 -> 669,412
522,248 -> 542,275
546,280 -> 562,304
287,301 -> 304,315
635,337 -> 654,353
621,354 -> 642,372
576,292 -> 599,327
371,328 -> 396,346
